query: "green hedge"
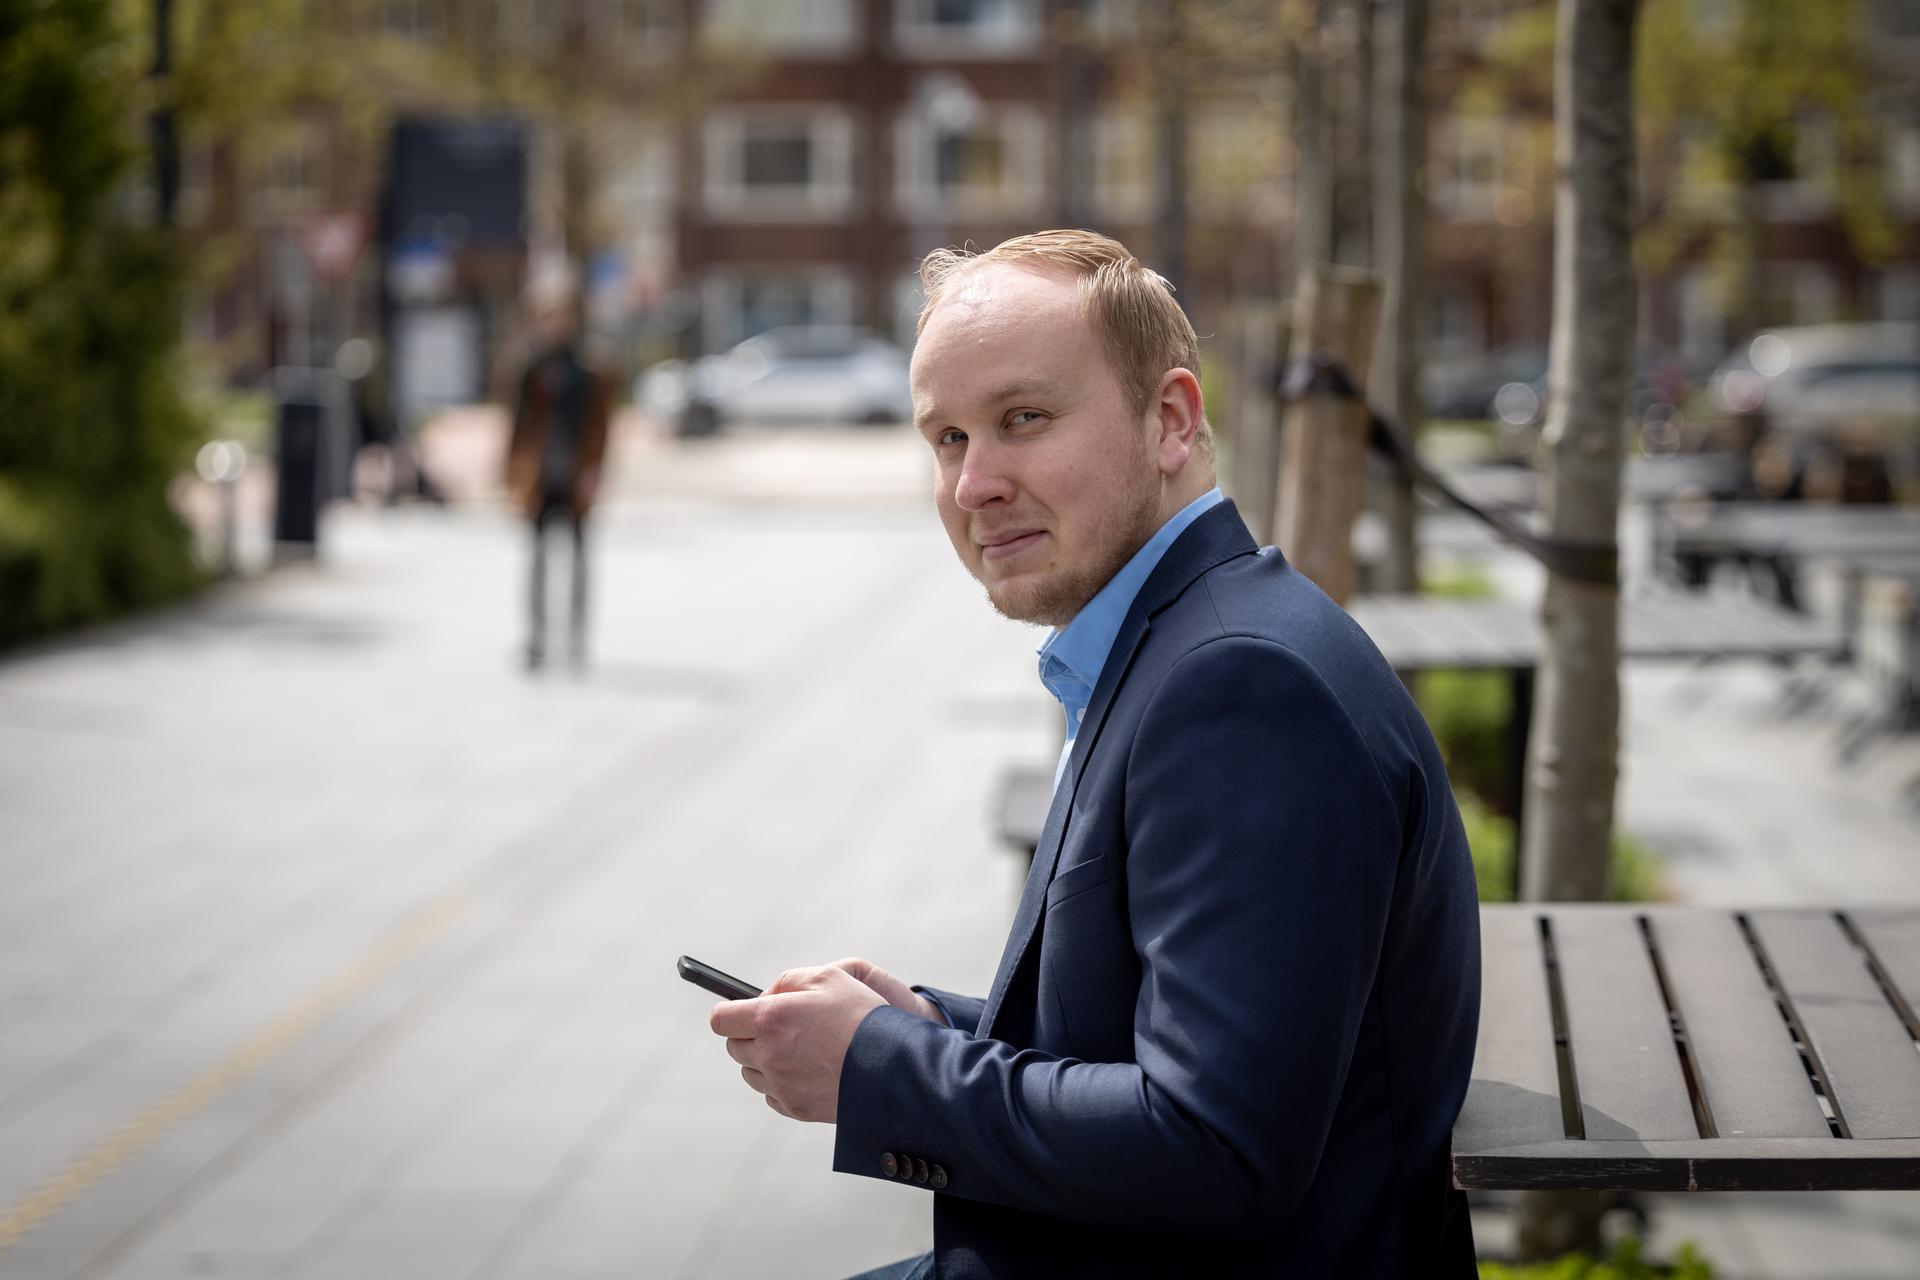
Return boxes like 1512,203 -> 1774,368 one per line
1481,1238 -> 1713,1279
0,0 -> 203,645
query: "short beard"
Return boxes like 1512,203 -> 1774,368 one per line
981,462 -> 1164,628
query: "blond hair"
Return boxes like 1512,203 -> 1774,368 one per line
917,230 -> 1212,459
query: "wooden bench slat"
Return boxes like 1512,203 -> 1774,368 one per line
1747,910 -> 1920,1141
1551,910 -> 1700,1141
1850,907 -> 1920,1033
1644,909 -> 1832,1139
1454,909 -> 1565,1155
1454,1136 -> 1920,1192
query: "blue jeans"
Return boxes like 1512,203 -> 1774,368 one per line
847,1252 -> 934,1280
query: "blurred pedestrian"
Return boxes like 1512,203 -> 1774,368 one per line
504,286 -> 610,670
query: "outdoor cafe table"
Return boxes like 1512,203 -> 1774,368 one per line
1455,904 -> 1920,1192
998,594 -> 1843,861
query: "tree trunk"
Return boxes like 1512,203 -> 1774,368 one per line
1514,0 -> 1640,1255
1369,0 -> 1429,595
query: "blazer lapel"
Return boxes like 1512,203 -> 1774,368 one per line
974,501 -> 1260,1040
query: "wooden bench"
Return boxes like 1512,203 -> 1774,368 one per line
1455,904 -> 1920,1192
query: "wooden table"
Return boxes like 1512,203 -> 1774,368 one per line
1343,593 -> 1842,869
997,595 -> 1843,865
1455,904 -> 1920,1192
1663,503 -> 1920,606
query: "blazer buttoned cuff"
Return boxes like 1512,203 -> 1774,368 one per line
834,1004 -> 957,1192
911,985 -> 984,1036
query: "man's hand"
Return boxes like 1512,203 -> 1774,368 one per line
710,965 -> 888,1122
828,957 -> 947,1025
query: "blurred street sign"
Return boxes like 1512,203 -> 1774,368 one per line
389,238 -> 455,303
301,212 -> 366,283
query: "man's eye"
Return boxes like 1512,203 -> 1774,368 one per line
1008,410 -> 1046,427
935,429 -> 966,447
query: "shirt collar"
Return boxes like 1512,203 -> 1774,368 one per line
1037,488 -> 1225,717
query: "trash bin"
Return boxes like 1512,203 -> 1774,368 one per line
271,368 -> 348,558
273,394 -> 323,553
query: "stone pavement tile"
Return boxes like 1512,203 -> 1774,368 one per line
1645,1190 -> 1920,1280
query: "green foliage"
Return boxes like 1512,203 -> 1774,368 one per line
1457,790 -> 1666,905
0,0 -> 203,643
1419,564 -> 1667,904
1481,1237 -> 1714,1279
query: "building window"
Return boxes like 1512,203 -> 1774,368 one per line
1757,117 -> 1836,221
702,109 -> 855,221
895,0 -> 1041,56
1453,0 -> 1513,48
1782,262 -> 1839,325
701,268 -> 857,352
1432,116 -> 1523,221
380,0 -> 441,40
1677,267 -> 1726,364
252,123 -> 328,221
1092,110 -> 1151,220
1879,268 -> 1920,324
591,0 -> 676,52
1888,121 -> 1920,212
701,0 -> 857,55
1873,0 -> 1920,42
1193,107 -> 1289,220
1428,284 -> 1484,357
505,0 -> 566,52
896,104 -> 1045,218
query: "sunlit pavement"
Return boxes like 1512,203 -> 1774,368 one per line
3,424 -> 1918,1277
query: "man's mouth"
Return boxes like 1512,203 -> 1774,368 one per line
978,530 -> 1046,563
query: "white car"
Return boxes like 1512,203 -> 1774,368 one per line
1711,323 -> 1920,442
637,326 -> 914,433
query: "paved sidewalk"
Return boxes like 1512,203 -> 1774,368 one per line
0,458 -> 1049,1279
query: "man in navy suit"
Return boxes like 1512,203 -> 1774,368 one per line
710,231 -> 1481,1278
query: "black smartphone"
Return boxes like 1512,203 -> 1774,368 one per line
677,955 -> 762,1001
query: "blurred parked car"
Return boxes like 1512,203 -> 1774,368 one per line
1710,324 -> 1920,502
636,325 -> 913,435
1711,323 -> 1920,439
1421,344 -> 1549,423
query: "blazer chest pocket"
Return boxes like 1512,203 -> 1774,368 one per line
1044,854 -> 1114,912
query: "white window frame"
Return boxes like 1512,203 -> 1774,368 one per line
700,0 -> 859,57
894,0 -> 1042,58
894,103 -> 1046,219
702,108 -> 856,222
700,267 -> 858,353
893,269 -> 928,349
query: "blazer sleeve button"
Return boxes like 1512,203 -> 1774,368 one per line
913,1158 -> 930,1184
880,1152 -> 898,1178
930,1165 -> 949,1190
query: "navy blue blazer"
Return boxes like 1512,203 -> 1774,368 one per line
835,502 -> 1481,1277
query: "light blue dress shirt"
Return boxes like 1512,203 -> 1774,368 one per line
1038,487 -> 1225,792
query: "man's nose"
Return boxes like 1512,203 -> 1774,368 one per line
952,440 -> 1015,511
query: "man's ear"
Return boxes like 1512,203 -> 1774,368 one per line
1151,367 -> 1205,478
